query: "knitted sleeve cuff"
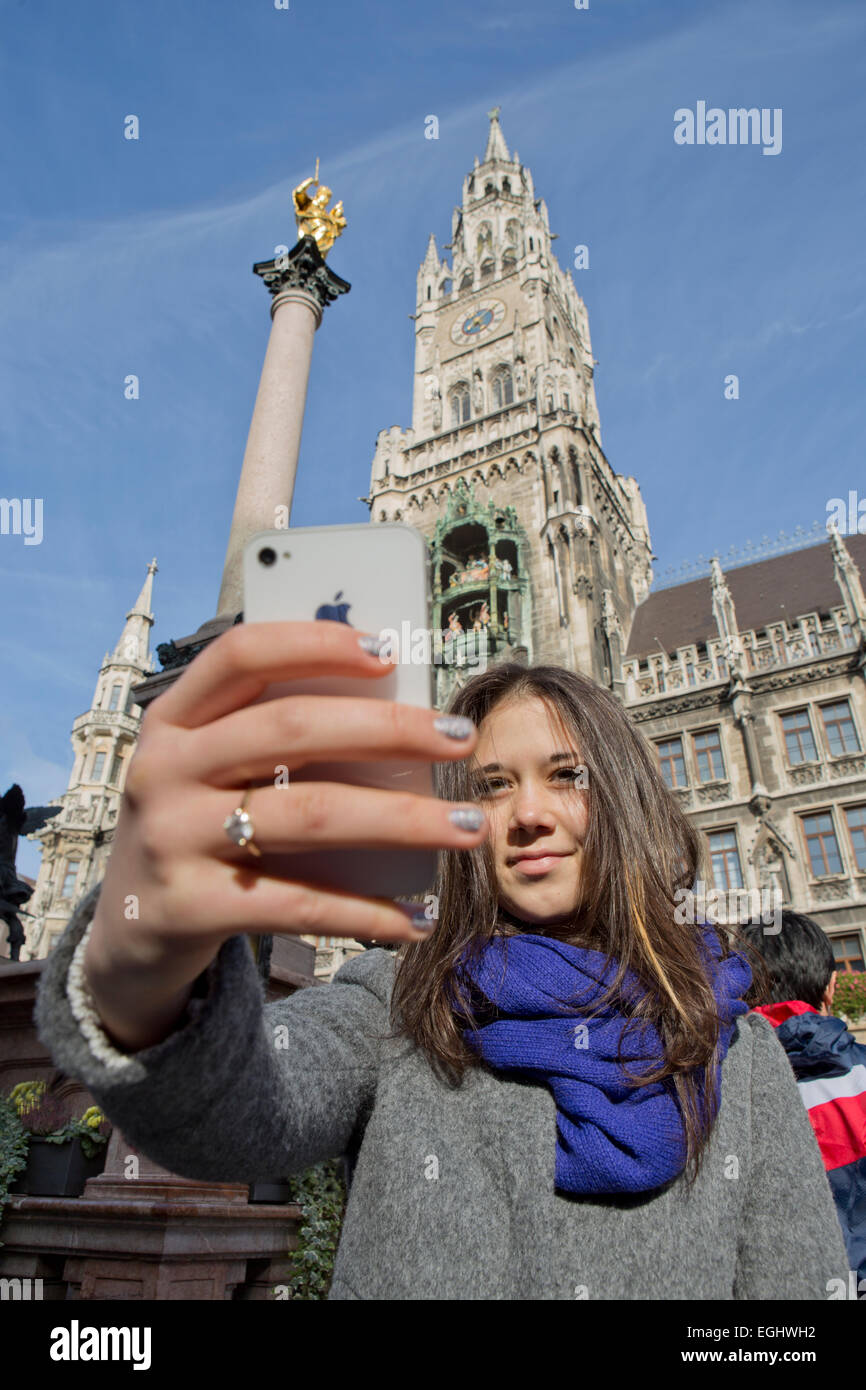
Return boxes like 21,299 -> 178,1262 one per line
66,919 -> 142,1073
61,889 -> 223,1075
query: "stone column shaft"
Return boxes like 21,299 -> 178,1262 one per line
216,290 -> 320,618
215,235 -> 350,620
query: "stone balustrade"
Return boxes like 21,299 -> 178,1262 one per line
624,611 -> 858,702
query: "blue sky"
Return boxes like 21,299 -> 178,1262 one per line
3,0 -> 865,877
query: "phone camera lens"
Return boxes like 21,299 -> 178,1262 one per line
258,547 -> 277,567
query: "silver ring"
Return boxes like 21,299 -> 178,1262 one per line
223,787 -> 262,858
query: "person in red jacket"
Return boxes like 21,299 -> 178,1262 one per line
739,911 -> 866,1296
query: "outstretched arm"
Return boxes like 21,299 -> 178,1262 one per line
292,176 -> 316,212
35,883 -> 391,1183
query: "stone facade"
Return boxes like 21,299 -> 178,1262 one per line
623,531 -> 866,977
21,562 -> 157,959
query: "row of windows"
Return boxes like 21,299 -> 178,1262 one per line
781,700 -> 859,763
100,681 -> 137,714
86,750 -> 125,785
657,728 -> 725,787
448,369 -> 581,429
704,823 -> 865,973
448,254 -> 522,295
708,805 -> 866,888
468,176 -> 517,196
656,698 -> 860,790
449,368 -> 515,426
59,861 -> 80,900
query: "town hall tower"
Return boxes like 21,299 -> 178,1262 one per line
368,109 -> 653,703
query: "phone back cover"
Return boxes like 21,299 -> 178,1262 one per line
242,524 -> 440,899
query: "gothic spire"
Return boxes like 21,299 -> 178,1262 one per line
829,522 -> 866,645
484,106 -> 510,163
710,557 -> 738,641
710,557 -> 749,688
110,557 -> 157,667
422,232 -> 440,270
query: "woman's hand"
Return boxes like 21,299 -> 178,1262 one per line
82,620 -> 488,1049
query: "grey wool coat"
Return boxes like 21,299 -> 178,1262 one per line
35,882 -> 850,1301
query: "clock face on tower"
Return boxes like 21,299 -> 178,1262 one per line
450,298 -> 506,345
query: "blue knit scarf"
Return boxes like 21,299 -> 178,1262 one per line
456,929 -> 751,1196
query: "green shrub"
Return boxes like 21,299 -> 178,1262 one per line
279,1158 -> 347,1300
0,1095 -> 29,1247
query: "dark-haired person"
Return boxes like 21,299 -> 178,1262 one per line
34,622 -> 849,1298
739,911 -> 866,1294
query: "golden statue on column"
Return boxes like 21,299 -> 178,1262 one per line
292,158 -> 347,257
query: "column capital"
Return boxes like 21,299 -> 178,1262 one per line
253,235 -> 351,321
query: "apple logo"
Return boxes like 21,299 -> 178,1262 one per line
315,591 -> 352,624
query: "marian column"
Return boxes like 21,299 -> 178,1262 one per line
216,169 -> 351,618
133,165 -> 350,702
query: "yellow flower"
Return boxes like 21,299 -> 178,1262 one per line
9,1079 -> 47,1116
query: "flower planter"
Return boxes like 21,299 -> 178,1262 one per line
249,1179 -> 293,1204
9,1136 -> 107,1197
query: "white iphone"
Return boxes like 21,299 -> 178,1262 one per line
242,523 -> 439,899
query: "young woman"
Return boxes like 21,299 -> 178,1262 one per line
36,620 -> 849,1299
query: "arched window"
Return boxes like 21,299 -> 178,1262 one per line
60,861 -> 80,900
528,236 -> 534,251
450,384 -> 471,426
502,177 -> 511,194
492,368 -> 514,409
569,447 -> 583,506
426,285 -> 431,299
440,278 -> 452,296
459,269 -> 473,291
502,249 -> 516,272
504,219 -> 522,258
476,223 -> 493,261
485,181 -> 494,195
480,259 -> 494,282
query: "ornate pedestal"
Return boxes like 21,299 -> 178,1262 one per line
0,937 -> 317,1300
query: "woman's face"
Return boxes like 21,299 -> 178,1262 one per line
472,694 -> 589,928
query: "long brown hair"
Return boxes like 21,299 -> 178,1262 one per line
390,661 -> 746,1185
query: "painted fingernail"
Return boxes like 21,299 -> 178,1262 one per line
449,806 -> 485,831
434,715 -> 475,740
